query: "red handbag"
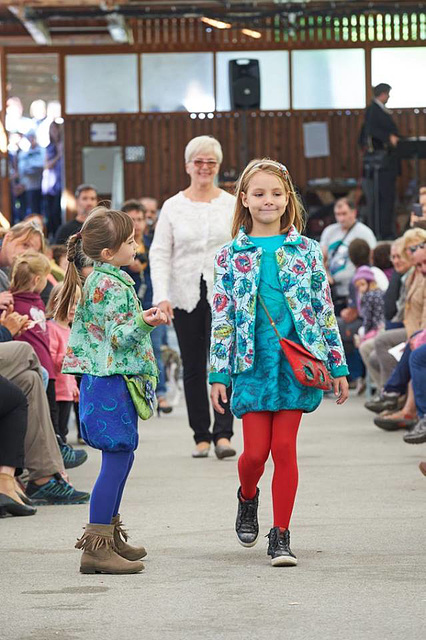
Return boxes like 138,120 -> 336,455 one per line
258,295 -> 332,392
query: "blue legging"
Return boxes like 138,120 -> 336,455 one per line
90,451 -> 135,524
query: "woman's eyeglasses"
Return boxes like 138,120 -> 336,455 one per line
192,160 -> 218,169
408,242 -> 426,254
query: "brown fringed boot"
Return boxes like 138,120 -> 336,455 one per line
75,523 -> 144,574
111,514 -> 147,561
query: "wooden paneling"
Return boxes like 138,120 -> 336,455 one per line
64,108 -> 426,214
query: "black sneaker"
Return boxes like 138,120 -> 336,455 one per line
235,487 -> 259,547
364,392 -> 402,414
26,474 -> 90,505
266,527 -> 297,567
403,417 -> 426,444
60,442 -> 88,469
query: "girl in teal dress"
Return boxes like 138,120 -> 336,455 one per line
210,159 -> 349,567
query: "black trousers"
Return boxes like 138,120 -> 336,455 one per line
0,375 -> 28,470
45,193 -> 62,239
57,401 -> 72,441
364,169 -> 397,240
173,279 -> 234,445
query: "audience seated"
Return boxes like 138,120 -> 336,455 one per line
320,197 -> 377,315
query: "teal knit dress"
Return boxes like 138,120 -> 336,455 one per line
231,235 -> 323,419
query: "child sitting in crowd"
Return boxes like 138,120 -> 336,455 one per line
353,265 -> 385,345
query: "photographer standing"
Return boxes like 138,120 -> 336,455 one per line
360,83 -> 400,240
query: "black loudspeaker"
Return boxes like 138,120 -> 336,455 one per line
229,59 -> 260,110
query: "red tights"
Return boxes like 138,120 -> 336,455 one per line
238,410 -> 302,529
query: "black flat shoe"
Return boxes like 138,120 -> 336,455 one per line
0,493 -> 37,517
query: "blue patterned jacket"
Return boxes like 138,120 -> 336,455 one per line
209,226 -> 349,387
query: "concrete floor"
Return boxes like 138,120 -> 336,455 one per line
1,395 -> 425,640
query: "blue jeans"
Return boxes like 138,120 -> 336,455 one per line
150,324 -> 167,397
409,344 -> 426,418
384,341 -> 412,395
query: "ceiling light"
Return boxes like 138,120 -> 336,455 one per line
241,28 -> 262,39
201,17 -> 231,30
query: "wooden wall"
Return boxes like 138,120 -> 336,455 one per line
64,108 -> 426,207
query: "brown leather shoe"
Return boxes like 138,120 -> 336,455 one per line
419,461 -> 426,476
76,523 -> 144,574
111,514 -> 147,561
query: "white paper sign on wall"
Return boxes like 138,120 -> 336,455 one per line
90,122 -> 117,143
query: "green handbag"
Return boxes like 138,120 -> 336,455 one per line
123,374 -> 158,420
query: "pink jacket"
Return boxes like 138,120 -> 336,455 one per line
47,320 -> 78,401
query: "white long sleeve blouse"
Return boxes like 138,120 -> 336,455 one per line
150,190 -> 235,313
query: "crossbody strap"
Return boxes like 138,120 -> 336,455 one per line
328,221 -> 357,261
257,294 -> 283,341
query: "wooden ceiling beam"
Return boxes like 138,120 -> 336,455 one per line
8,5 -> 52,44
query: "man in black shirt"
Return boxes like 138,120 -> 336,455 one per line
54,183 -> 98,245
360,83 -> 399,240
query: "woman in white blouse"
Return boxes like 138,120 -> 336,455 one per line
150,135 -> 235,458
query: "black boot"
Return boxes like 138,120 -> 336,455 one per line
235,487 -> 259,547
266,527 -> 297,567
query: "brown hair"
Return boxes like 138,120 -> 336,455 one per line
51,244 -> 67,266
231,158 -> 305,238
45,283 -> 63,319
372,242 -> 392,271
121,199 -> 146,215
55,206 -> 134,321
10,250 -> 50,293
5,221 -> 45,254
348,238 -> 370,268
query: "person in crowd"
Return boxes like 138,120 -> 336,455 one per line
57,206 -> 167,575
8,132 -> 26,223
372,243 -> 426,433
5,96 -> 31,135
8,250 -> 86,468
320,198 -> 377,315
54,184 -> 98,246
210,159 -> 348,567
121,200 -> 148,299
122,199 -> 172,414
353,266 -> 385,344
0,221 -> 45,292
18,131 -> 45,217
30,99 -> 50,148
47,244 -> 67,281
140,197 -> 158,341
364,228 -> 426,414
0,375 -> 37,517
359,237 -> 412,389
360,83 -> 400,239
0,335 -> 90,506
46,284 -> 80,444
43,121 -> 63,239
10,251 -> 55,391
150,135 -> 236,459
405,338 -> 426,444
372,242 -> 393,281
336,238 -> 387,388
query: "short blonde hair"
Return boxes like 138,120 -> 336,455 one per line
184,135 -> 223,164
232,158 -> 306,237
10,250 -> 51,293
401,227 -> 426,259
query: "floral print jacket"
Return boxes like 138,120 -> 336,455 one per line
62,262 -> 158,378
209,226 -> 349,387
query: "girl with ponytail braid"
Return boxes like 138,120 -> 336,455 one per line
56,206 -> 167,575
